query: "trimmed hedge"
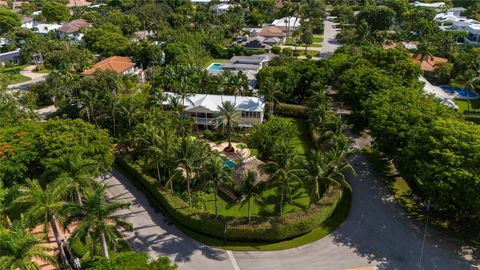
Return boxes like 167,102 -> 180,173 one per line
115,158 -> 345,243
275,103 -> 307,118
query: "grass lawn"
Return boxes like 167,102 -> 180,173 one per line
454,99 -> 480,113
203,58 -> 228,68
0,64 -> 31,84
453,99 -> 480,124
182,187 -> 351,251
312,37 -> 324,43
205,181 -> 309,217
281,117 -> 312,155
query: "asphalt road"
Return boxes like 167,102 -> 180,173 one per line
102,153 -> 478,270
319,16 -> 342,59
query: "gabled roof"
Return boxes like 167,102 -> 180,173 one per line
82,56 -> 135,75
413,54 -> 448,72
58,19 -> 90,33
67,0 -> 91,8
164,92 -> 265,113
258,26 -> 286,38
0,1 -> 7,6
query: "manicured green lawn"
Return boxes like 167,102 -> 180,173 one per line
313,37 -> 324,43
182,187 -> 351,251
0,64 -> 31,84
205,181 -> 309,217
454,99 -> 480,113
281,117 -> 312,155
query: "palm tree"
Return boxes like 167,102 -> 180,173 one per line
262,143 -> 304,216
15,179 -> 71,266
174,138 -> 209,207
0,220 -> 57,270
42,153 -> 98,207
258,78 -> 282,115
203,156 -> 232,216
237,171 -> 263,224
65,184 -> 131,259
215,101 -> 242,151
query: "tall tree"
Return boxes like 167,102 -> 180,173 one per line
203,156 -> 232,216
42,152 -> 98,206
258,78 -> 282,115
215,101 -> 242,151
15,179 -> 71,266
0,220 -> 57,269
262,143 -> 304,215
65,184 -> 131,259
237,171 -> 263,224
173,138 -> 209,207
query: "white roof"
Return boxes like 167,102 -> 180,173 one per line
211,3 -> 232,10
164,92 -> 264,113
34,23 -> 61,34
271,17 -> 301,28
191,0 -> 227,3
412,1 -> 445,8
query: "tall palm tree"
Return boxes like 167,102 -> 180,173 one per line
0,220 -> 57,270
15,179 -> 71,266
65,184 -> 131,259
203,156 -> 232,216
215,101 -> 242,151
42,153 -> 98,207
258,78 -> 282,115
237,171 -> 263,224
174,138 -> 209,207
262,143 -> 304,216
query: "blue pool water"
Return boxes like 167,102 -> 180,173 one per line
224,159 -> 236,168
442,86 -> 479,99
208,63 -> 223,71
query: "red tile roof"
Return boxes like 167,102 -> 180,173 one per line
82,56 -> 135,75
58,19 -> 90,33
258,26 -> 286,38
413,54 -> 448,72
67,0 -> 91,8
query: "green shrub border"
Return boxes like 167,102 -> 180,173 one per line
114,158 -> 347,243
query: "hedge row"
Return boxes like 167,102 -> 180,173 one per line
274,103 -> 307,118
115,158 -> 345,243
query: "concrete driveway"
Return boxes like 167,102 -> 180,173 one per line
103,158 -> 478,270
7,65 -> 48,89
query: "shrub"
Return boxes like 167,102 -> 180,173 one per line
281,48 -> 293,56
115,158 -> 345,242
275,103 -> 307,117
203,128 -> 213,139
306,54 -> 313,59
293,50 -> 301,57
271,46 -> 281,54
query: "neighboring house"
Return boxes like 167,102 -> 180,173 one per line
58,19 -> 91,43
435,7 -> 466,16
67,0 -> 91,8
257,26 -> 287,41
466,24 -> 480,45
210,3 -> 234,13
33,23 -> 62,35
271,16 -> 301,30
235,36 -> 273,51
413,54 -> 448,74
383,41 -> 418,50
0,49 -> 21,67
411,1 -> 445,8
82,56 -> 144,79
163,92 -> 265,128
22,17 -> 34,29
207,54 -> 275,89
435,12 -> 478,31
222,54 -> 274,72
0,1 -> 7,7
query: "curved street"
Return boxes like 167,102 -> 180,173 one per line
103,151 -> 478,270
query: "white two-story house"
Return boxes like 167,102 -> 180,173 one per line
164,92 -> 265,129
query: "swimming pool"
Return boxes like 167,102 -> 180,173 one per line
224,158 -> 236,168
207,63 -> 223,71
441,86 -> 479,99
